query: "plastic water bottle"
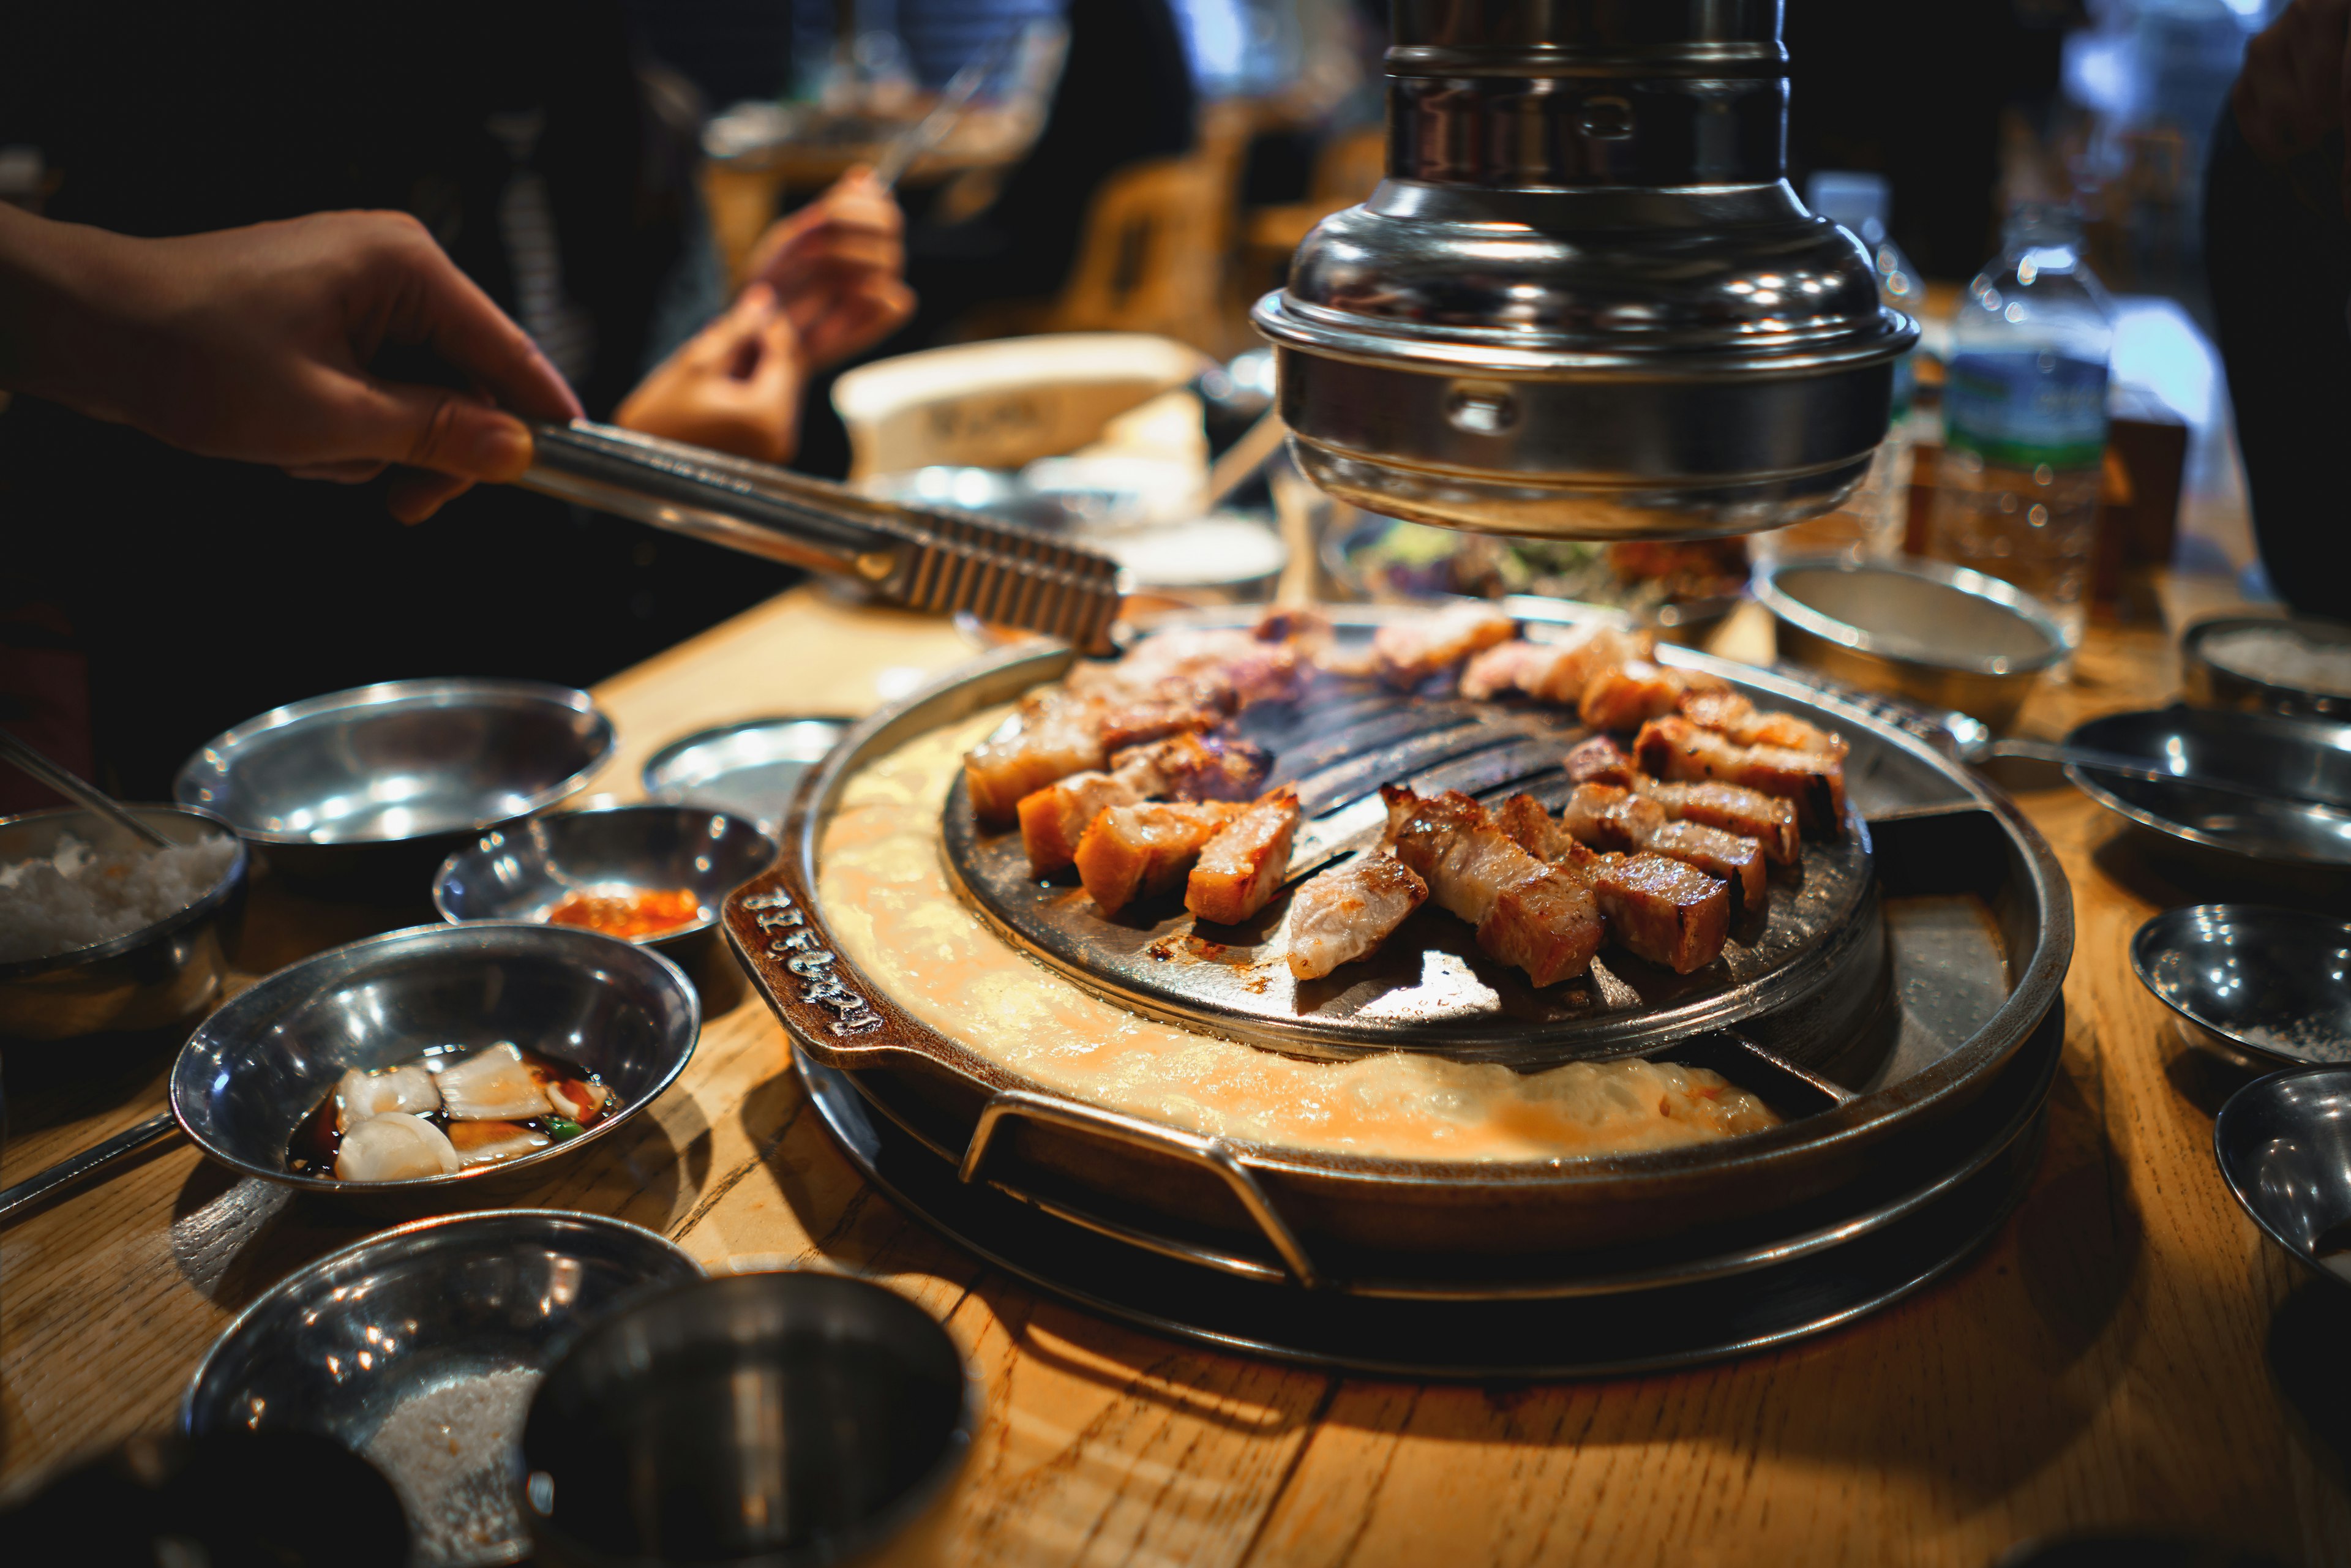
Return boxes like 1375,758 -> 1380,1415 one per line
1929,203 -> 2114,642
1758,171 -> 1922,563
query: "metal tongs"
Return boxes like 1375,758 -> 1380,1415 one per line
519,421 -> 1122,653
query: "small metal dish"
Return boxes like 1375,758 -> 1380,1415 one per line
2131,904 -> 2351,1071
0,805 -> 248,1041
2064,707 -> 2351,869
434,805 -> 779,1010
184,1210 -> 700,1567
2214,1066 -> 2351,1292
2183,613 -> 2351,722
643,718 -> 852,836
1754,555 -> 2071,729
170,923 -> 697,1212
174,679 -> 616,890
520,1270 -> 977,1568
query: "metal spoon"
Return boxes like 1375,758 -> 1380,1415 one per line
0,730 -> 169,848
0,1111 -> 181,1226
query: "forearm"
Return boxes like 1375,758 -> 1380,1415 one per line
0,204 -> 152,424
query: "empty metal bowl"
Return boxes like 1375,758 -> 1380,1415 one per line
520,1270 -> 977,1568
2183,613 -> 2351,722
2065,707 -> 2351,869
169,922 -> 697,1212
174,679 -> 616,890
642,719 -> 850,835
184,1210 -> 700,1567
0,805 -> 247,1041
1755,555 -> 2072,729
433,805 -> 779,1010
2131,905 -> 2351,1071
2214,1066 -> 2351,1291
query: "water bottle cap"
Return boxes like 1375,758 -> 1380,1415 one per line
1806,170 -> 1889,242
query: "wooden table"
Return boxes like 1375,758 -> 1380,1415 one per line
6,585 -> 2347,1565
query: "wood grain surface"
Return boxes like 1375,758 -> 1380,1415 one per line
5,583 -> 2345,1566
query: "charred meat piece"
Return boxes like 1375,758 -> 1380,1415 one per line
1458,625 -> 1652,703
1636,778 -> 1800,865
1286,853 -> 1430,979
1644,819 -> 1766,916
1577,659 -> 1731,732
1185,789 -> 1303,925
1117,730 -> 1272,803
1373,602 -> 1518,689
1589,852 -> 1731,973
1018,770 -> 1144,876
1092,692 -> 1229,755
1634,717 -> 1847,836
964,696 -> 1109,825
1074,801 -> 1240,915
1381,786 -> 1603,986
1559,781 -> 1669,853
1678,688 -> 1849,760
1561,734 -> 1640,787
1072,623 -> 1307,707
1495,792 -> 1584,865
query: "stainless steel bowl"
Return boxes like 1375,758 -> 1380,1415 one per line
1755,555 -> 2071,729
643,718 -> 851,836
434,805 -> 780,1011
183,1210 -> 700,1566
2064,707 -> 2351,869
0,805 -> 247,1041
520,1270 -> 977,1568
2131,904 -> 2351,1071
169,923 -> 698,1212
174,679 -> 617,891
2183,613 -> 2351,722
2214,1066 -> 2351,1291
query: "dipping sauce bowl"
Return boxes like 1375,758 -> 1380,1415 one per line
2215,1067 -> 2351,1291
2131,904 -> 2351,1071
521,1270 -> 977,1568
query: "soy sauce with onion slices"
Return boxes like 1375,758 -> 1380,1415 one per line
287,1041 -> 620,1179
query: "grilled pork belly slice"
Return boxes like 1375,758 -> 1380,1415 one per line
1496,794 -> 1733,970
1373,602 -> 1518,689
965,697 -> 1107,825
1185,789 -> 1302,925
1562,734 -> 1639,787
1556,783 -> 1764,913
1636,778 -> 1800,865
1578,659 -> 1731,731
1286,853 -> 1430,979
1124,730 -> 1272,803
1678,688 -> 1849,760
1072,621 -> 1308,707
1074,801 -> 1240,915
1381,786 -> 1602,986
1019,770 -> 1144,876
1589,852 -> 1732,973
1559,781 -> 1665,853
1634,716 -> 1847,836
1458,625 -> 1652,703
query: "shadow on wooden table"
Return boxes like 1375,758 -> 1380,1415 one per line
2269,1277 -> 2351,1491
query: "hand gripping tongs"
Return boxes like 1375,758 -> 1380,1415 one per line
519,420 -> 1123,653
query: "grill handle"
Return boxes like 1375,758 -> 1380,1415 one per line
959,1088 -> 1323,1289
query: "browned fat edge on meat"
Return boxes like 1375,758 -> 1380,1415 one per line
1286,853 -> 1429,980
1577,659 -> 1731,732
1458,625 -> 1654,704
1635,778 -> 1799,866
1381,785 -> 1603,987
1678,688 -> 1850,760
1633,716 -> 1845,837
1074,800 -> 1240,915
1186,789 -> 1302,926
1562,734 -> 1639,787
1373,601 -> 1518,689
1561,783 -> 1764,916
1121,731 -> 1271,803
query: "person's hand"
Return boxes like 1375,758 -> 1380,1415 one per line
613,283 -> 804,463
741,168 -> 916,370
0,205 -> 580,521
2235,0 -> 2351,208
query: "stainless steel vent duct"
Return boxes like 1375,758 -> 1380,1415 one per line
1251,0 -> 1919,540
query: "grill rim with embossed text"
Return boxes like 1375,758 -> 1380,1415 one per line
723,607 -> 2072,1270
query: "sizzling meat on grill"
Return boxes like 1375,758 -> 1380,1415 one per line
1074,801 -> 1241,915
1562,734 -> 1640,787
1633,716 -> 1847,836
1458,625 -> 1652,703
1381,786 -> 1603,987
1577,659 -> 1732,732
1373,601 -> 1517,689
1677,688 -> 1850,760
1635,778 -> 1800,865
1495,795 -> 1733,972
1559,784 -> 1765,914
1285,853 -> 1430,979
1187,789 -> 1302,926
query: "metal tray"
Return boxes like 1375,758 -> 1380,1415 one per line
795,1044 -> 2045,1378
724,608 -> 2071,1259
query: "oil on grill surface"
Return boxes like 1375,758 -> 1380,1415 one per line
942,670 -> 1881,1065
